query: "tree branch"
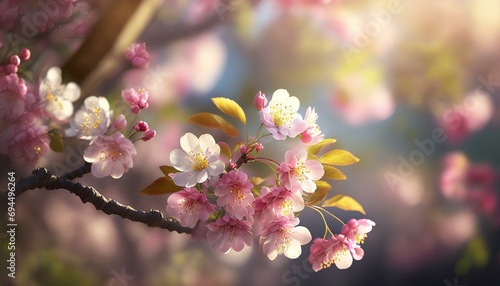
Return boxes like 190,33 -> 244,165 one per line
2,165 -> 192,234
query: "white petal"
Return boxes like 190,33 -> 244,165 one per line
284,240 -> 302,259
54,100 -> 74,121
335,251 -> 353,269
291,226 -> 312,244
199,133 -> 216,150
270,89 -> 290,105
110,163 -> 125,179
63,82 -> 81,102
91,162 -> 112,178
169,149 -> 192,172
173,171 -> 197,187
195,170 -> 208,183
46,67 -> 62,87
97,96 -> 110,111
180,133 -> 199,153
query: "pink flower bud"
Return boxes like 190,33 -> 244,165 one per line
131,105 -> 140,114
256,143 -> 263,152
229,162 -> 237,169
113,115 -> 127,130
5,64 -> 17,74
10,55 -> 20,66
19,48 -> 31,61
134,121 -> 149,132
253,91 -> 267,111
125,43 -> 150,69
142,129 -> 156,141
240,144 -> 247,154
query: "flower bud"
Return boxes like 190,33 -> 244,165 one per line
240,144 -> 247,154
113,115 -> 127,130
5,64 -> 17,74
255,143 -> 263,152
19,48 -> 31,61
253,91 -> 267,111
134,121 -> 149,132
10,55 -> 20,66
142,129 -> 156,141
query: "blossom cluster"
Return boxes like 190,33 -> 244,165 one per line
162,90 -> 375,271
0,41 -> 153,179
0,48 -> 51,165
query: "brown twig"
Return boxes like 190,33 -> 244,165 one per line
2,165 -> 192,234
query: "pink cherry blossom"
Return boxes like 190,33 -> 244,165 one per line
207,215 -> 253,253
10,122 -> 50,166
125,43 -> 151,69
277,148 -> 324,193
66,96 -> 112,140
301,107 -> 324,145
260,216 -> 312,260
259,89 -> 308,140
121,88 -> 149,114
169,133 -> 225,187
341,219 -> 376,245
438,90 -> 493,143
309,234 -> 363,271
166,187 -> 215,228
253,186 -> 304,230
0,73 -> 27,121
83,132 -> 137,179
213,170 -> 255,220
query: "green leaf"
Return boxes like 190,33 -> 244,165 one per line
217,142 -> 232,163
140,176 -> 183,195
305,180 -> 331,205
321,194 -> 366,215
159,165 -> 178,177
250,176 -> 266,186
48,129 -> 64,153
319,149 -> 359,166
188,112 -> 240,137
307,138 -> 336,156
322,165 -> 347,180
212,97 -> 247,124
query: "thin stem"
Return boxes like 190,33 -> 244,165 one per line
253,157 -> 280,167
311,205 -> 345,226
307,205 -> 334,238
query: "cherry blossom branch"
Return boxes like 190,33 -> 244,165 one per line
2,165 -> 192,234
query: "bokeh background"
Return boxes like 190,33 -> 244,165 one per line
1,0 -> 500,285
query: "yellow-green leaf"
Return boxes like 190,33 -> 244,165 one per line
140,176 -> 183,195
307,138 -> 337,156
322,165 -> 347,180
159,165 -> 178,177
212,97 -> 247,124
321,194 -> 366,215
218,141 -> 232,163
320,149 -> 359,166
188,112 -> 239,137
305,180 -> 332,205
250,176 -> 266,186
48,129 -> 64,153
